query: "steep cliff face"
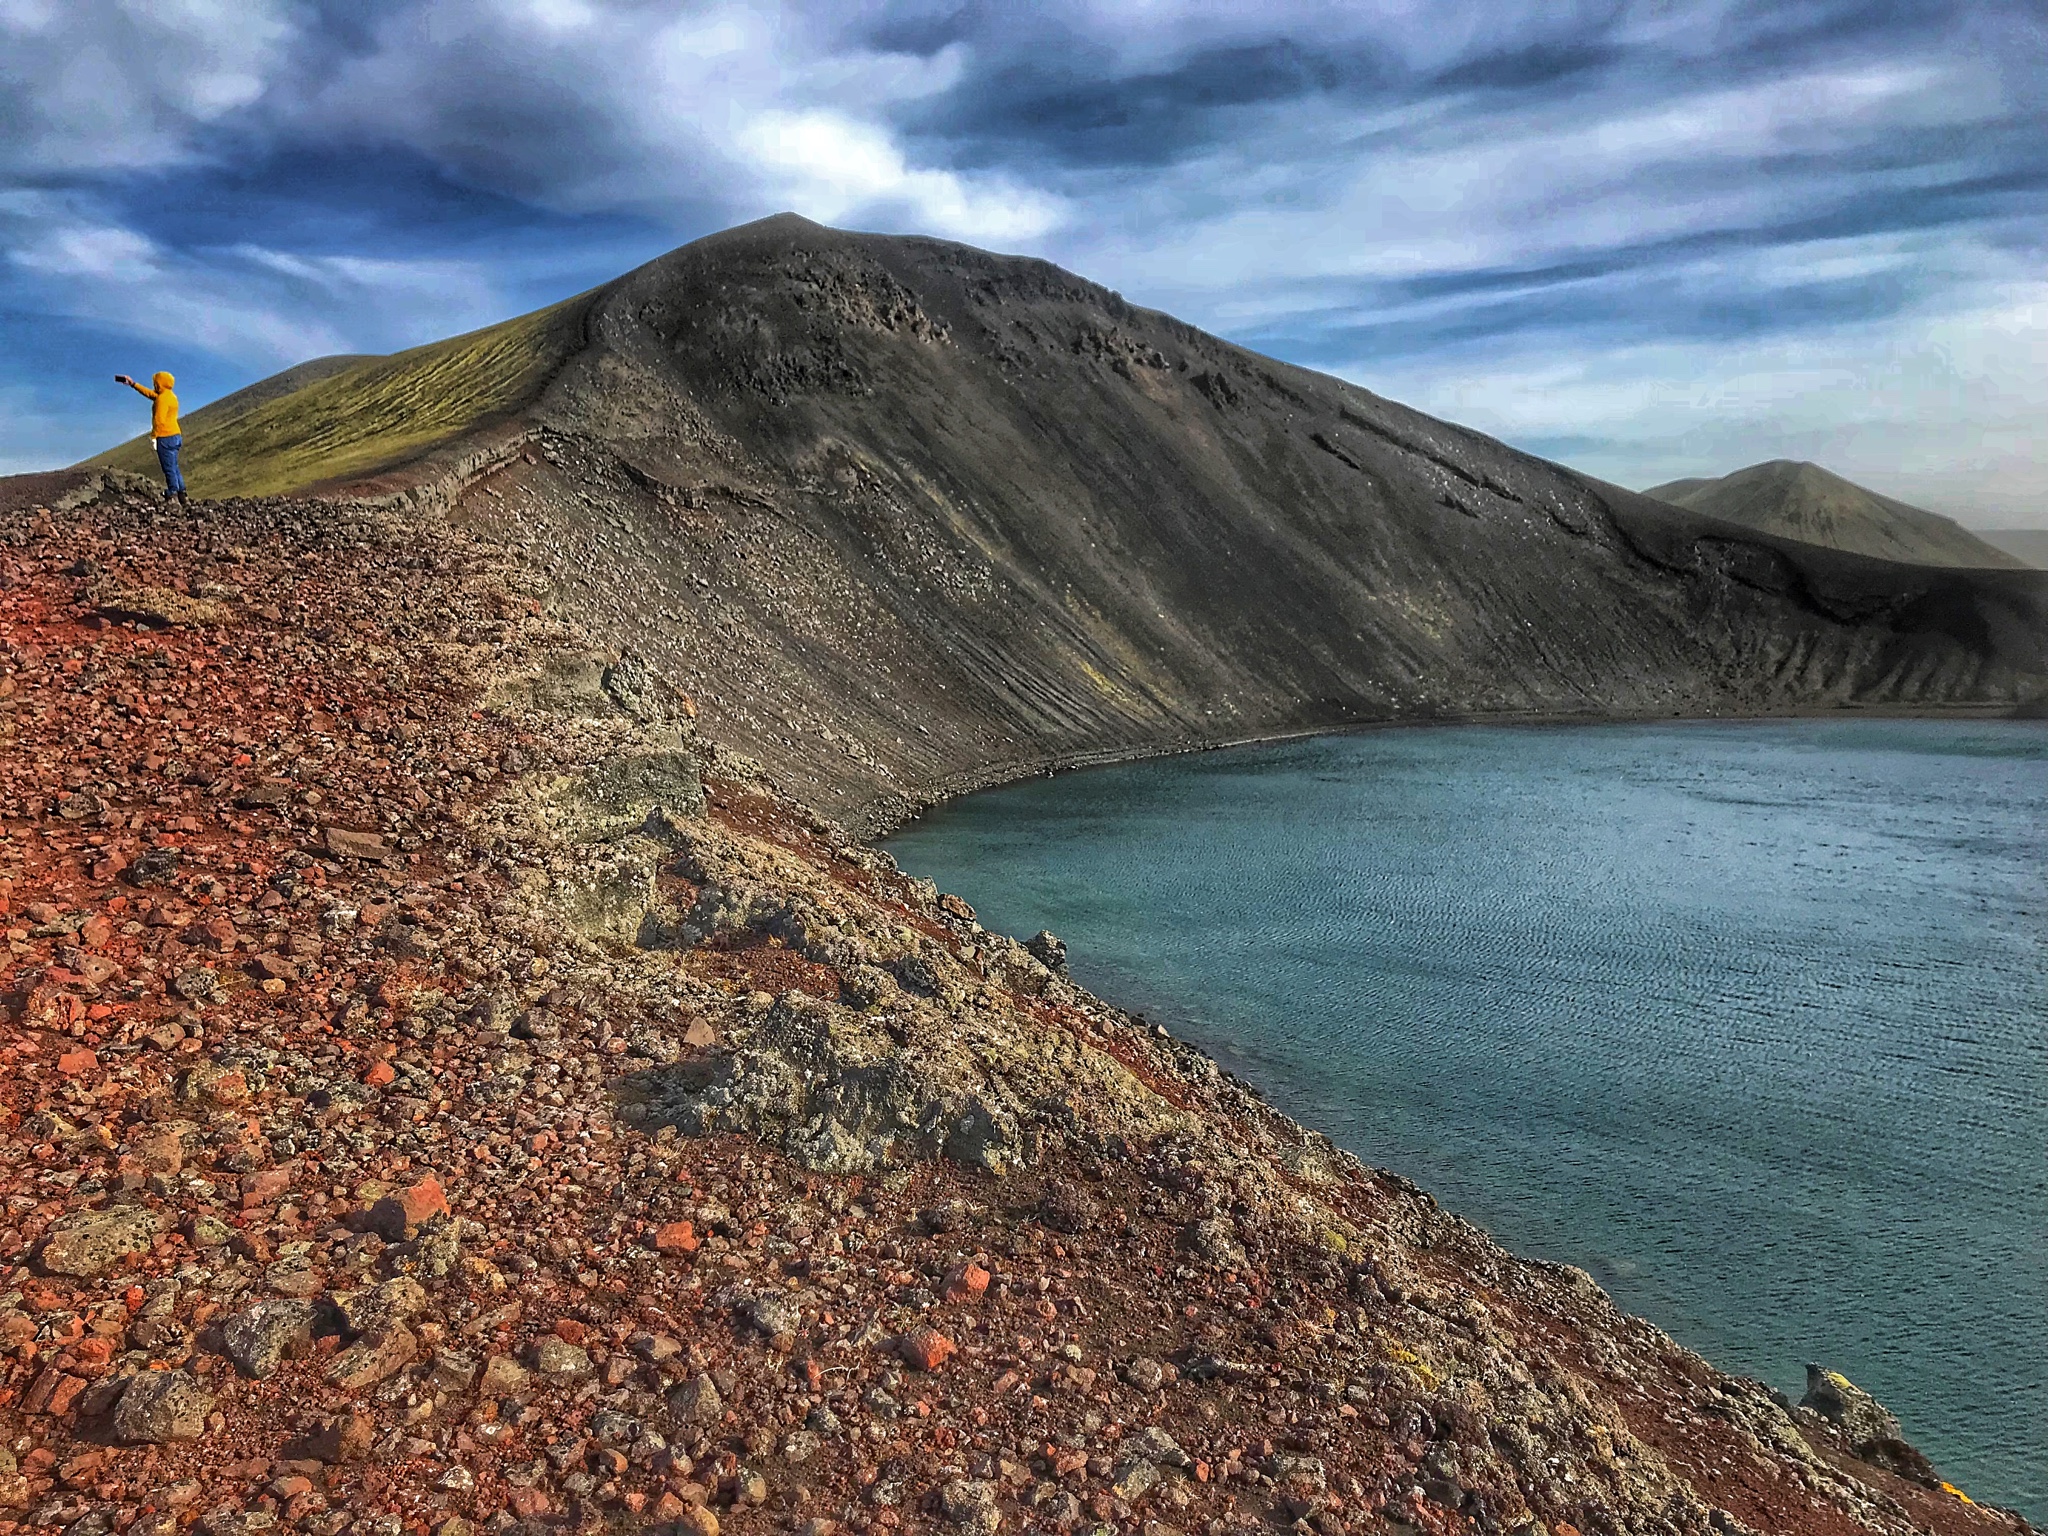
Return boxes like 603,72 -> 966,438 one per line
75,214 -> 2048,831
450,216 -> 2048,826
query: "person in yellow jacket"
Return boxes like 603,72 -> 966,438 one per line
114,370 -> 188,504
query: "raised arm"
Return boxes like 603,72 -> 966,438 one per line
115,374 -> 158,400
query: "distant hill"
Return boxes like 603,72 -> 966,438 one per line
1642,460 -> 2024,569
1977,529 -> 2048,569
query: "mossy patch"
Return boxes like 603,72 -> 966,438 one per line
85,294 -> 594,498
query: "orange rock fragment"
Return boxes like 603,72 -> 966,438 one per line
362,1059 -> 396,1087
507,1488 -> 553,1519
651,1493 -> 690,1523
240,1167 -> 295,1209
123,1132 -> 184,1177
362,1173 -> 448,1241
652,1221 -> 700,1255
56,1049 -> 97,1076
200,1067 -> 247,1104
62,1337 -> 114,1374
25,1369 -> 86,1417
899,1328 -> 957,1371
943,1261 -> 990,1302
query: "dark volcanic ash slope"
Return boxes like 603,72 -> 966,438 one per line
90,215 -> 2048,828
439,217 -> 2046,827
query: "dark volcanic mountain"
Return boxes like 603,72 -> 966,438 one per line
1643,460 -> 2024,570
86,214 -> 2048,828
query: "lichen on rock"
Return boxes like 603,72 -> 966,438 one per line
648,992 -> 1033,1174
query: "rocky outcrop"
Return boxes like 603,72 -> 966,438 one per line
1803,1365 -> 1905,1446
1800,1365 -> 1945,1487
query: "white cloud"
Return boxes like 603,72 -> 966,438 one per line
1059,57 -> 2000,302
518,0 -> 601,33
11,221 -> 158,276
0,0 -> 296,173
1,194 -> 509,372
1345,266 -> 2048,525
3,1 -> 1037,242
279,1 -> 1051,243
735,110 -> 1063,241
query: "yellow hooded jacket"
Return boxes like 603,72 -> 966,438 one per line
125,372 -> 180,438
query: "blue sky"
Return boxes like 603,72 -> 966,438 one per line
4,0 -> 2043,524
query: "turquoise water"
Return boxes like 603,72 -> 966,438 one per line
886,721 -> 2048,1519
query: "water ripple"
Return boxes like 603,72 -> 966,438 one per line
888,720 -> 2048,1519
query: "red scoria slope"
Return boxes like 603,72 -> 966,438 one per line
0,476 -> 2028,1536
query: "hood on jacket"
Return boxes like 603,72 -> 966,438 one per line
153,372 -> 175,389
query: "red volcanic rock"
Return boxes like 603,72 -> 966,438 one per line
25,1368 -> 87,1417
302,1409 -> 376,1463
238,1167 -> 295,1209
324,827 -> 392,862
652,1220 -> 700,1255
0,479 -> 2013,1536
943,1261 -> 990,1302
898,1328 -> 957,1372
365,1174 -> 447,1239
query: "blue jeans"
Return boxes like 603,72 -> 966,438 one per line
155,435 -> 185,497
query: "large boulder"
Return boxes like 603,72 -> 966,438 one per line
1798,1364 -> 1939,1483
1799,1364 -> 1901,1445
654,992 -> 1031,1175
112,1371 -> 212,1443
38,1205 -> 164,1276
222,1299 -> 328,1378
335,1277 -> 428,1333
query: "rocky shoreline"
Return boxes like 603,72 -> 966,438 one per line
0,477 -> 2032,1536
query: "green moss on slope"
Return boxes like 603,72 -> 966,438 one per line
85,295 -> 593,498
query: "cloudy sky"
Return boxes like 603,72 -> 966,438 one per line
4,0 -> 2043,524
